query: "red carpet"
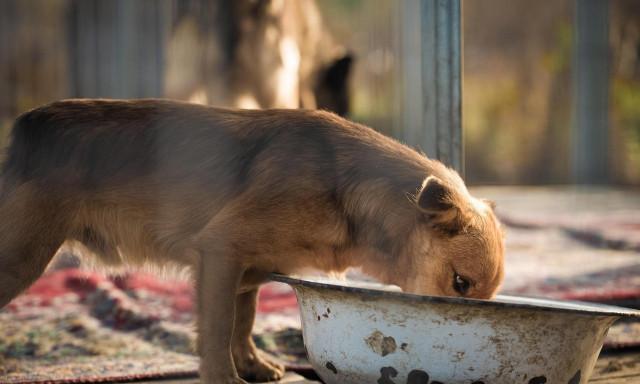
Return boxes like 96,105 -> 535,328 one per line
0,268 -> 303,383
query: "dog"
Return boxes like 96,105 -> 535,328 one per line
165,0 -> 352,115
0,99 -> 504,384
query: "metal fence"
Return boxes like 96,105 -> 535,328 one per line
0,0 -> 169,130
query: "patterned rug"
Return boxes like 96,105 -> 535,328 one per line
0,268 -> 304,383
499,221 -> 640,350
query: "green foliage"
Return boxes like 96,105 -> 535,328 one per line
612,79 -> 640,179
542,21 -> 572,74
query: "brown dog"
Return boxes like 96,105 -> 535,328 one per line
0,99 -> 504,384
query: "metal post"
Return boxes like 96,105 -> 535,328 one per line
400,0 -> 422,146
420,0 -> 463,175
116,0 -> 136,98
573,0 -> 609,184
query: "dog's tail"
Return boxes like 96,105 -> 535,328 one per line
1,105 -> 57,197
0,110 -> 72,309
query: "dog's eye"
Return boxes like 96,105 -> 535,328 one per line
453,274 -> 469,296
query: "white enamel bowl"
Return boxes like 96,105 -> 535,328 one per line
269,274 -> 640,384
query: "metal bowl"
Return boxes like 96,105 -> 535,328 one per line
269,274 -> 640,384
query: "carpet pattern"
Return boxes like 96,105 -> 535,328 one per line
0,269 -> 303,383
499,220 -> 640,350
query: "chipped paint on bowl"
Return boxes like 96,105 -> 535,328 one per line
269,274 -> 640,384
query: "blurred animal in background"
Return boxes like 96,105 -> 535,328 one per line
164,0 -> 353,116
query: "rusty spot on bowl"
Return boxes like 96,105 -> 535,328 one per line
406,369 -> 429,383
377,366 -> 397,384
366,330 -> 397,357
568,369 -> 581,384
325,361 -> 337,374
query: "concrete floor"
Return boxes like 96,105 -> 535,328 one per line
119,355 -> 640,384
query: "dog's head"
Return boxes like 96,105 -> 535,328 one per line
399,176 -> 505,299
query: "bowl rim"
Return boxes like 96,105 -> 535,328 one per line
268,274 -> 640,318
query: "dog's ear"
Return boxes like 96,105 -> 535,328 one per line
416,176 -> 470,234
482,198 -> 496,211
417,176 -> 455,213
315,53 -> 353,116
324,55 -> 352,90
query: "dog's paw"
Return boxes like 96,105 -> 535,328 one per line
199,364 -> 250,384
235,353 -> 286,382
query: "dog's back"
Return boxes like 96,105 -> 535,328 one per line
4,99 -> 253,192
0,98 -> 503,299
0,99 -> 394,277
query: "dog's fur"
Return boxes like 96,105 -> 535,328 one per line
0,99 -> 504,384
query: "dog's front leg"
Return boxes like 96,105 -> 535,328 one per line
196,257 -> 246,384
232,288 -> 286,381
